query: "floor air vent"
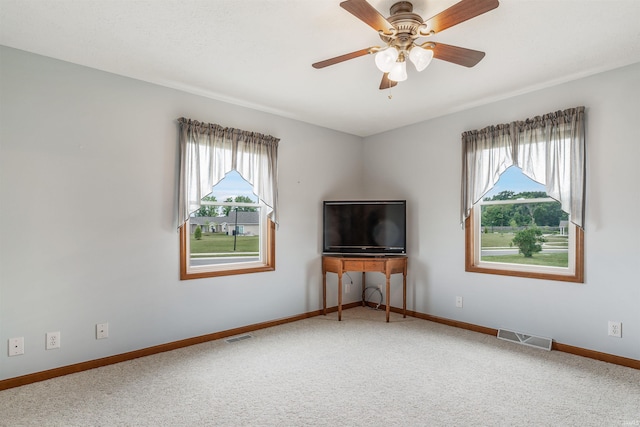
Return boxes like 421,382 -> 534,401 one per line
225,334 -> 253,343
497,328 -> 552,351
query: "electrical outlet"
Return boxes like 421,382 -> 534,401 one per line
456,296 -> 463,308
345,282 -> 351,293
608,321 -> 622,338
46,331 -> 61,350
96,323 -> 109,339
8,337 -> 24,356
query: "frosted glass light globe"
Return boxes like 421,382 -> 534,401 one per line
409,46 -> 434,72
375,48 -> 399,73
388,61 -> 407,82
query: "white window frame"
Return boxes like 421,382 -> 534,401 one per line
466,204 -> 583,283
473,197 -> 577,277
180,199 -> 275,279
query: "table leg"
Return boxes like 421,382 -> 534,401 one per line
338,272 -> 343,321
403,269 -> 407,318
361,272 -> 366,307
385,274 -> 391,322
322,270 -> 327,316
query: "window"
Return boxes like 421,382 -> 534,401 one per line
462,107 -> 585,283
180,171 -> 275,278
177,118 -> 278,280
466,167 -> 583,282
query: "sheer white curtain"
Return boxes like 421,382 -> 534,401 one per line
461,106 -> 585,228
177,118 -> 279,228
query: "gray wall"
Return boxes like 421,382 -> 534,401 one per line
362,62 -> 640,360
0,47 -> 364,380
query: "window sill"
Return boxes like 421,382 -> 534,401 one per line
179,220 -> 275,280
465,214 -> 584,283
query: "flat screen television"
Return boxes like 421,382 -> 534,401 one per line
322,200 -> 406,255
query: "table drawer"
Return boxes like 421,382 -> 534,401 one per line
342,260 -> 385,272
363,260 -> 385,271
342,260 -> 365,271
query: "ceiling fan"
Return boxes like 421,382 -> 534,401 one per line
312,0 -> 499,90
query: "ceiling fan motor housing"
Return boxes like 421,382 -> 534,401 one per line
390,1 -> 414,14
381,1 -> 426,51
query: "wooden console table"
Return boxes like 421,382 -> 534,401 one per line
322,255 -> 407,322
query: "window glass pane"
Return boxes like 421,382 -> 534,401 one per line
478,167 -> 569,269
188,171 -> 262,270
479,203 -> 569,268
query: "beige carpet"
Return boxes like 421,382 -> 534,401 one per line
1,307 -> 639,426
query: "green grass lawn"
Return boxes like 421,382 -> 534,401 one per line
481,232 -> 568,248
190,232 -> 258,256
543,234 -> 569,246
480,231 -> 568,267
481,232 -> 515,247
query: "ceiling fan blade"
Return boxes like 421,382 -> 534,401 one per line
379,73 -> 398,90
424,0 -> 499,34
431,43 -> 486,67
312,48 -> 374,69
340,0 -> 394,34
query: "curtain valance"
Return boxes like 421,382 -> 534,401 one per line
178,118 -> 279,228
461,106 -> 585,228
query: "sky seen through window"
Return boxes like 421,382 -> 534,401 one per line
484,166 -> 546,199
211,170 -> 258,202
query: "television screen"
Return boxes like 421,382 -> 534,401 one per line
322,200 -> 406,255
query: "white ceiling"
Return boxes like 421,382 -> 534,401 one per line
1,0 -> 640,136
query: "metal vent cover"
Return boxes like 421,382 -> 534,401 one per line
225,334 -> 253,343
497,328 -> 552,351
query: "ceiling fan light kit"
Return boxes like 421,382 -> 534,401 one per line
409,46 -> 434,72
388,60 -> 408,82
375,47 -> 399,73
312,0 -> 500,90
